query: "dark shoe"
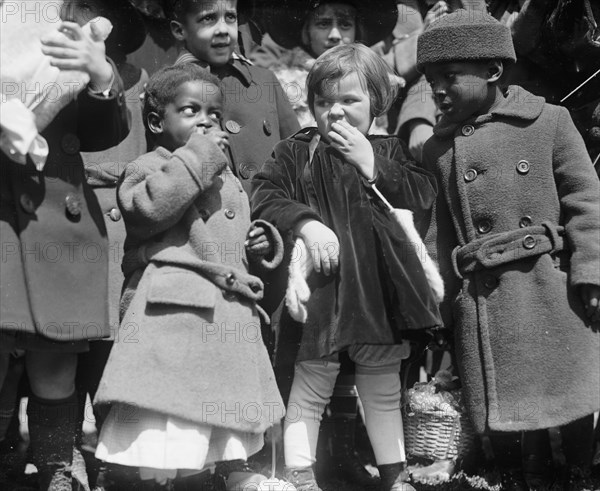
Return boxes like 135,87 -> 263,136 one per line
215,459 -> 269,491
523,454 -> 554,490
284,466 -> 322,491
501,467 -> 529,491
378,462 -> 415,491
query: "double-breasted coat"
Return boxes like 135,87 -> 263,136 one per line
251,128 -> 443,362
422,86 -> 600,433
95,134 -> 285,433
1,76 -> 129,342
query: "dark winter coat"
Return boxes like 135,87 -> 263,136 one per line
0,78 -> 129,341
175,51 -> 300,194
422,86 -> 600,433
95,134 -> 285,433
251,128 -> 443,361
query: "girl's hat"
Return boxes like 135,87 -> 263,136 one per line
264,0 -> 398,49
416,9 -> 516,72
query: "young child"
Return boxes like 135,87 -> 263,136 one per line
417,10 -> 600,489
94,64 -> 288,490
167,0 -> 300,194
251,43 -> 443,491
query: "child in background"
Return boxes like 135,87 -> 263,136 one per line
167,0 -> 300,194
417,10 -> 600,489
94,64 -> 288,491
252,43 -> 442,491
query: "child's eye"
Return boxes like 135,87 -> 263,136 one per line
316,20 -> 332,28
209,111 -> 222,122
444,72 -> 456,81
225,12 -> 237,23
182,107 -> 196,116
339,21 -> 355,30
198,13 -> 216,24
315,99 -> 331,108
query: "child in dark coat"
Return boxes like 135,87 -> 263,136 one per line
94,63 -> 289,491
417,9 -> 600,489
252,43 -> 442,491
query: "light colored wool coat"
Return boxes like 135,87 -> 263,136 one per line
95,134 -> 285,433
423,86 -> 600,434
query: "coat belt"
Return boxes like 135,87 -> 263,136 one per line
451,222 -> 566,279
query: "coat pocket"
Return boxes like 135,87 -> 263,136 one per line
147,266 -> 217,309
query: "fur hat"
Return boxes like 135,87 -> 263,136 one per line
264,0 -> 398,50
416,9 -> 516,72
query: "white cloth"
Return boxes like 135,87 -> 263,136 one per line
96,403 -> 264,471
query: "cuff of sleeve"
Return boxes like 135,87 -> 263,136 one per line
250,219 -> 284,270
88,69 -> 116,98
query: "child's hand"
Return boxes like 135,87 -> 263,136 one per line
245,224 -> 272,258
203,126 -> 229,152
581,284 -> 600,322
294,219 -> 340,276
41,21 -> 113,92
329,121 -> 376,180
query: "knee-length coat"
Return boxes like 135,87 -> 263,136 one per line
95,134 -> 285,433
422,86 -> 600,433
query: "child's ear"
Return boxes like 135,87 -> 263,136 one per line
487,61 -> 503,83
147,112 -> 163,135
170,20 -> 185,42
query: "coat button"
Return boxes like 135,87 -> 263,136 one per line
522,234 -> 536,249
224,208 -> 236,219
516,160 -> 530,174
65,193 -> 82,217
19,193 -> 36,214
61,133 -> 80,155
108,208 -> 121,222
477,219 -> 492,234
225,272 -> 236,285
225,120 -> 241,134
464,169 -> 478,182
519,216 -> 533,228
483,275 -> 497,289
239,162 -> 257,180
263,119 -> 272,136
461,125 -> 475,136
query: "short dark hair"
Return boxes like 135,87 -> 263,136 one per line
142,63 -> 222,132
165,0 -> 204,21
306,43 -> 397,118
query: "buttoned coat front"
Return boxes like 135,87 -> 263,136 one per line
422,86 -> 600,433
95,134 -> 285,433
0,82 -> 129,342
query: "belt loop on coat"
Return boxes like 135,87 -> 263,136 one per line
541,221 -> 563,253
451,245 -> 464,280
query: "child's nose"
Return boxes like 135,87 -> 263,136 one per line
328,26 -> 342,41
196,112 -> 212,127
328,103 -> 344,119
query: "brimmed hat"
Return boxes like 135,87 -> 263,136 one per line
416,9 -> 516,72
264,0 -> 398,49
99,0 -> 147,55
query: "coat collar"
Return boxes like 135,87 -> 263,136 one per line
174,49 -> 254,86
433,85 -> 546,138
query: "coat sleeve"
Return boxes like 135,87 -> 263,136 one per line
77,58 -> 130,152
118,134 -> 228,241
370,137 -> 438,213
271,72 -> 301,139
250,140 -> 321,233
552,106 -> 600,287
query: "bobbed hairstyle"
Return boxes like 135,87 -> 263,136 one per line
142,63 -> 222,132
306,43 -> 397,119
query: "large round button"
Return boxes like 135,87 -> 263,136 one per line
108,208 -> 121,222
477,219 -> 492,234
483,275 -> 497,289
225,272 -> 236,285
464,169 -> 478,182
522,235 -> 536,249
61,133 -> 80,155
516,160 -> 530,174
519,216 -> 533,228
239,163 -> 256,180
19,194 -> 36,214
225,120 -> 241,134
461,125 -> 475,136
224,208 -> 236,219
65,193 -> 82,217
263,119 -> 272,136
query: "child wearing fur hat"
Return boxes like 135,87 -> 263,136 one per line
252,43 -> 443,491
94,63 -> 289,491
417,9 -> 600,489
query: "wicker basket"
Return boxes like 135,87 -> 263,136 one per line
404,403 -> 476,461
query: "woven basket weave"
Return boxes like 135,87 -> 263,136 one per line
404,406 -> 476,461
